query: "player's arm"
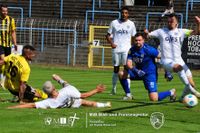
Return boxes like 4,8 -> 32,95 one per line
0,58 -> 5,65
7,103 -> 36,109
106,33 -> 116,48
52,74 -> 68,87
190,16 -> 200,35
11,18 -> 17,50
19,81 -> 27,104
81,84 -> 106,99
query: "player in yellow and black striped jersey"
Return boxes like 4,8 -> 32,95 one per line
0,4 -> 17,57
0,45 -> 47,103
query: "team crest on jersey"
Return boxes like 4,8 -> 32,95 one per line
174,32 -> 178,35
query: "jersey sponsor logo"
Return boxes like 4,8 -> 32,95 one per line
132,57 -> 143,63
116,29 -> 128,35
164,36 -> 181,43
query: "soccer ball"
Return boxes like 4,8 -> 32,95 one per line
183,94 -> 198,107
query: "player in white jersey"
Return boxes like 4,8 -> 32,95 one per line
8,74 -> 111,109
144,14 -> 200,100
106,6 -> 136,96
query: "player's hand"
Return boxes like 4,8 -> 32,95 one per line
195,16 -> 200,23
52,74 -> 61,81
14,45 -> 17,51
164,71 -> 173,81
144,29 -> 149,34
111,43 -> 117,49
96,84 -> 106,93
132,68 -> 146,77
19,100 -> 26,104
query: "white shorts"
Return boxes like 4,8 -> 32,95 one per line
71,99 -> 82,108
112,52 -> 128,66
161,59 -> 192,77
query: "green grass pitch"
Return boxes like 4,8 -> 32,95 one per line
0,65 -> 199,133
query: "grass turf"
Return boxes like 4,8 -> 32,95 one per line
0,65 -> 199,133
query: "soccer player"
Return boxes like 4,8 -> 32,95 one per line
106,6 -> 136,95
119,33 -> 176,101
8,74 -> 111,109
0,45 -> 47,103
0,4 -> 18,88
0,4 -> 17,56
144,14 -> 200,100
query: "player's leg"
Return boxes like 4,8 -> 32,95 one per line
144,74 -> 175,101
0,46 -> 5,89
162,59 -> 200,98
184,65 -> 195,88
81,99 -> 111,108
111,52 -> 120,95
122,52 -> 131,90
119,69 -> 135,100
80,84 -> 106,98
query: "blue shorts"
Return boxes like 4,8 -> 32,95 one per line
128,69 -> 157,93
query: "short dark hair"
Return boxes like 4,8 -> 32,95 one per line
135,33 -> 144,39
167,13 -> 178,20
22,45 -> 36,55
121,6 -> 129,12
0,4 -> 8,9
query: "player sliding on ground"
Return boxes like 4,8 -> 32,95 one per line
0,45 -> 47,103
119,33 -> 176,101
8,74 -> 111,109
144,14 -> 200,101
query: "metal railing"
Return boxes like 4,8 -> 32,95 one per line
185,0 -> 200,23
8,7 -> 24,28
84,10 -> 121,33
145,12 -> 183,29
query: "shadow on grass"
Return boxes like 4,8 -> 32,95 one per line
102,100 -> 179,113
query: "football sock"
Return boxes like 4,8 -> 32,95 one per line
127,78 -> 131,88
96,102 -> 110,108
178,70 -> 198,94
178,70 -> 189,85
112,73 -> 118,91
120,79 -> 131,94
158,91 -> 171,101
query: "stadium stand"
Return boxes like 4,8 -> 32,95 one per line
0,0 -> 199,66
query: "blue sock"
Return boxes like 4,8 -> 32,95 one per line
158,91 -> 171,101
120,79 -> 131,94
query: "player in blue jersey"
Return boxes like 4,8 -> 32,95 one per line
119,33 -> 176,101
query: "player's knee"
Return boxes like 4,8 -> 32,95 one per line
118,71 -> 124,79
173,64 -> 183,72
113,66 -> 119,73
150,97 -> 158,102
149,93 -> 158,102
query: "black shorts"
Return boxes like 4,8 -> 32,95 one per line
3,46 -> 11,56
8,84 -> 35,101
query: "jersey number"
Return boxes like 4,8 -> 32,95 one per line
7,61 -> 18,77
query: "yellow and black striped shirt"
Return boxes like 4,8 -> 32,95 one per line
0,15 -> 16,47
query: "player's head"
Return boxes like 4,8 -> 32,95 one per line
167,13 -> 178,30
42,81 -> 55,97
0,4 -> 8,18
134,33 -> 145,49
22,45 -> 36,61
120,6 -> 129,21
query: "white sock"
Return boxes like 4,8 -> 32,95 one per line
126,93 -> 132,97
96,102 -> 110,108
112,73 -> 118,91
127,78 -> 131,88
178,70 -> 189,85
178,70 -> 198,94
